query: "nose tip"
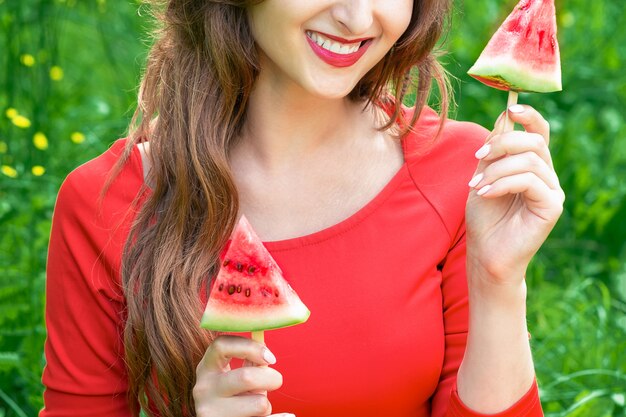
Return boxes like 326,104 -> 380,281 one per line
331,1 -> 374,36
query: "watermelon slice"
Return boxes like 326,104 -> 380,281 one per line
201,216 -> 310,332
467,0 -> 562,93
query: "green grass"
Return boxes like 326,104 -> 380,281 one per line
1,0 -> 625,416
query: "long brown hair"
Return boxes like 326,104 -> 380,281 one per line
114,0 -> 452,415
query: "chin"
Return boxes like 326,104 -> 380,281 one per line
303,74 -> 360,100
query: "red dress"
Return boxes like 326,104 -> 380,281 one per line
41,107 -> 543,417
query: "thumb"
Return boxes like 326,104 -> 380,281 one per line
482,111 -> 506,145
492,111 -> 508,136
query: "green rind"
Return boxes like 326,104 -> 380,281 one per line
468,59 -> 562,93
201,304 -> 311,332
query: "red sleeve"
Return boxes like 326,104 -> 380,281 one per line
431,227 -> 543,417
40,140 -> 141,416
408,115 -> 543,417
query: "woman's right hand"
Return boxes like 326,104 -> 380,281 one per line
194,335 -> 294,417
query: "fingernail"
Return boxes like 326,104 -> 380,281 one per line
476,184 -> 491,196
475,144 -> 491,159
263,347 -> 277,365
468,173 -> 483,188
508,104 -> 525,113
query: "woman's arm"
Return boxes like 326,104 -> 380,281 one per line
457,104 -> 564,413
41,141 -> 142,416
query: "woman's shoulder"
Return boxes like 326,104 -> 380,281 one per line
64,137 -> 142,187
49,138 -> 146,295
402,106 -> 489,165
401,105 -> 489,179
401,106 -> 490,236
55,137 -> 145,228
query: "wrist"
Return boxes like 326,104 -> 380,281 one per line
466,255 -> 528,306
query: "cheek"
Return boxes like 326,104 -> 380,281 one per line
247,10 -> 288,63
384,0 -> 414,40
247,1 -> 310,55
401,4 -> 413,34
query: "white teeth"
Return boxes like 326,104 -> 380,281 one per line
306,31 -> 362,55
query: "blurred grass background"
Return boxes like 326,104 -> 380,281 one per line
0,0 -> 625,415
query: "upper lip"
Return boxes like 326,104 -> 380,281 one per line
308,30 -> 373,45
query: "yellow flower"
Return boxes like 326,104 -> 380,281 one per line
5,108 -> 18,119
33,132 -> 49,150
50,66 -> 64,81
70,131 -> 86,144
32,165 -> 46,176
20,54 -> 35,67
1,165 -> 18,178
0,141 -> 7,154
11,115 -> 31,129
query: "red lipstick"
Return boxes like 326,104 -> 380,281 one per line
306,31 -> 372,68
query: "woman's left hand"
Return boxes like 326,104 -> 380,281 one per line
466,104 -> 565,285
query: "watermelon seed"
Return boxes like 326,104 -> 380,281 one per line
218,284 -> 224,291
237,285 -> 242,293
236,262 -> 244,272
228,285 -> 236,295
275,290 -> 279,297
223,259 -> 230,267
247,265 -> 256,274
245,288 -> 251,297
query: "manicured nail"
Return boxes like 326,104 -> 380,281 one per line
508,104 -> 525,113
263,347 -> 277,365
468,173 -> 484,188
476,184 -> 491,196
475,144 -> 491,159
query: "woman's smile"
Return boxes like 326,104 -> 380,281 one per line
305,30 -> 373,67
247,0 -> 412,99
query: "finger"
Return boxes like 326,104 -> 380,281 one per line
475,173 -> 565,219
241,358 -> 268,396
506,104 -> 551,143
492,111 -> 507,132
479,111 -> 507,145
475,131 -> 553,169
201,393 -> 273,417
469,152 -> 560,191
198,336 -> 276,375
216,366 -> 283,397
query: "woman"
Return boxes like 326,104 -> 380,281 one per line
41,0 -> 563,416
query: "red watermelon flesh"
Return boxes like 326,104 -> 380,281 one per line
201,216 -> 310,332
467,0 -> 562,93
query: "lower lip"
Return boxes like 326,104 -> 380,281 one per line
306,35 -> 371,68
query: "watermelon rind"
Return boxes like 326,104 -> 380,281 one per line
468,56 -> 561,93
201,301 -> 311,332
